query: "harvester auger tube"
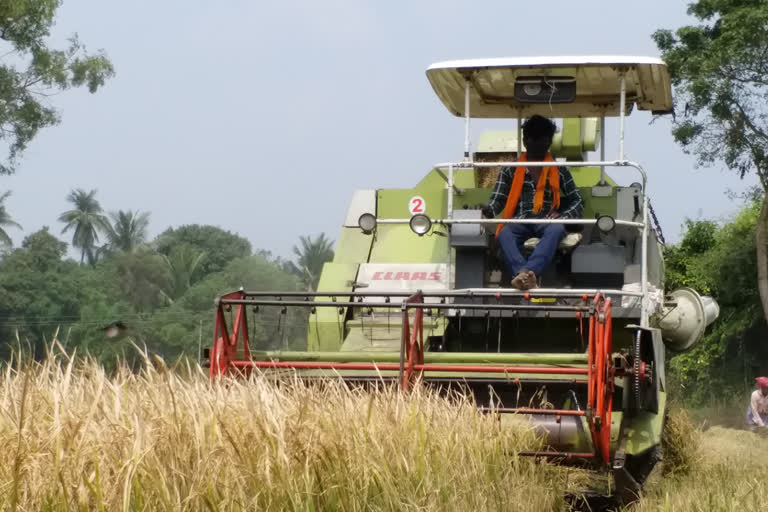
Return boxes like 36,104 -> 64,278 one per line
207,289 -> 621,467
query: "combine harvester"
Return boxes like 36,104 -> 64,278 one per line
206,57 -> 719,499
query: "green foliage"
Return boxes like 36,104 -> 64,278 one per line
154,225 -> 251,277
0,228 -> 81,356
0,214 -> 315,363
655,3 -> 768,401
20,225 -> 66,269
107,210 -> 150,253
653,0 -> 768,184
58,188 -> 111,265
666,202 -> 768,404
665,219 -> 718,294
0,190 -> 22,248
110,248 -> 169,313
135,255 -> 307,360
160,245 -> 206,302
0,0 -> 114,174
287,233 -> 335,290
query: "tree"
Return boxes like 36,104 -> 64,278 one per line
108,210 -> 150,252
58,188 -> 111,265
153,225 -> 251,277
0,0 -> 114,174
110,248 -> 169,313
20,225 -> 67,270
164,255 -> 306,354
664,203 -> 768,404
0,227 -> 79,357
654,1 -> 768,323
0,190 -> 22,248
288,233 -> 334,291
160,245 -> 206,301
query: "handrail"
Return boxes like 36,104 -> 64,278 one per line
222,288 -> 643,299
433,158 -> 650,327
433,159 -> 647,185
376,218 -> 645,228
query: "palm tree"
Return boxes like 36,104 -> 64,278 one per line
160,246 -> 206,302
289,233 -> 335,290
108,210 -> 150,252
58,188 -> 111,265
0,191 -> 22,248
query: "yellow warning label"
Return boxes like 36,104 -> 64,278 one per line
530,297 -> 556,303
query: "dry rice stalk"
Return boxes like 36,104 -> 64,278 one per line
0,350 -> 568,511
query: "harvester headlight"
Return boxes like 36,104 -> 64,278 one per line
597,215 -> 616,233
358,213 -> 377,234
409,214 -> 432,236
522,82 -> 543,96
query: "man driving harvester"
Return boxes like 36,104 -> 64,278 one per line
483,115 -> 584,290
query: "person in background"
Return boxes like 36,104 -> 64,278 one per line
746,376 -> 768,429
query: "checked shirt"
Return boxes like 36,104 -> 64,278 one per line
487,164 -> 584,219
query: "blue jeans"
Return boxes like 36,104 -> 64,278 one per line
497,220 -> 566,276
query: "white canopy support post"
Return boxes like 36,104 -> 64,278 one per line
640,186 -> 649,327
517,110 -> 523,157
599,115 -> 606,184
463,79 -> 471,161
619,72 -> 627,161
447,163 -> 455,286
447,163 -> 455,216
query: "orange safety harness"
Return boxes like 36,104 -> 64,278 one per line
495,152 -> 560,239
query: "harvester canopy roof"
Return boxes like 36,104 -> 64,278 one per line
426,56 -> 672,118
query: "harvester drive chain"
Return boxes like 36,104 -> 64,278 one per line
648,198 -> 666,245
633,332 -> 643,411
632,330 -> 652,413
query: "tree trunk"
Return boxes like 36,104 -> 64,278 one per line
756,195 -> 768,325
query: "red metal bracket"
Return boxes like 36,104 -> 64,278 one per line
399,292 -> 425,391
586,294 -> 614,465
210,290 -> 251,378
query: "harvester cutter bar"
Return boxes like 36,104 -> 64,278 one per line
519,452 -> 596,459
210,290 -> 616,467
479,408 -> 586,416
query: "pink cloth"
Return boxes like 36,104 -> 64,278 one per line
756,377 -> 768,389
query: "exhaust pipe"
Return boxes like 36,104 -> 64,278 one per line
657,287 -> 719,351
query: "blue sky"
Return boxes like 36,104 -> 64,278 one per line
3,0 -> 756,258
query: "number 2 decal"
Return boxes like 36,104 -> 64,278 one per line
409,196 -> 426,215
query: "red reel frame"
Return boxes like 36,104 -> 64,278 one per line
587,293 -> 614,465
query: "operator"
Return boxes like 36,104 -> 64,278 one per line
482,115 -> 584,290
746,376 -> 768,429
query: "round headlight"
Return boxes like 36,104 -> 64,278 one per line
596,215 -> 616,233
409,214 -> 432,236
523,82 -> 542,96
358,213 -> 376,234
